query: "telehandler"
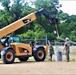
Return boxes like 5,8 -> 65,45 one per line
0,8 -> 59,64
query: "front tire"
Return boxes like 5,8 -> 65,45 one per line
34,48 -> 46,61
1,48 -> 15,64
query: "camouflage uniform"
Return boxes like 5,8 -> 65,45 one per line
48,44 -> 54,61
64,39 -> 70,62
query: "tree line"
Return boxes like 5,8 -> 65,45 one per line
0,0 -> 76,42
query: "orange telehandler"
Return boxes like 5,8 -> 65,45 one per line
0,8 -> 59,64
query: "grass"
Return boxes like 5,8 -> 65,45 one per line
0,59 -> 2,61
45,49 -> 76,62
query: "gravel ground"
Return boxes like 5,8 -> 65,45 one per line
0,59 -> 76,75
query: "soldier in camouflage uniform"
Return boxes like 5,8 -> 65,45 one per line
64,38 -> 70,62
48,43 -> 54,61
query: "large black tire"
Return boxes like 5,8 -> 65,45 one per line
1,48 -> 15,64
18,56 -> 29,62
33,48 -> 46,61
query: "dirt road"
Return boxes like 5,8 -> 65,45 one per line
0,59 -> 76,75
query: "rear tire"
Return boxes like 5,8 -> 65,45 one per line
18,57 -> 29,62
33,48 -> 46,61
1,49 -> 15,64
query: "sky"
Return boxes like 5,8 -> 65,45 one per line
59,0 -> 76,15
0,0 -> 76,15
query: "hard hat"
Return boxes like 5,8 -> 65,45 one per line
65,37 -> 69,40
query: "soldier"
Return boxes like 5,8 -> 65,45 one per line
63,38 -> 70,62
48,43 -> 54,61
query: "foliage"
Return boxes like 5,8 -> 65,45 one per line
0,0 -> 76,42
59,10 -> 69,20
59,15 -> 76,41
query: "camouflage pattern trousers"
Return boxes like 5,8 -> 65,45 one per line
65,51 -> 70,62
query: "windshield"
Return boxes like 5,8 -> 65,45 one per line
1,36 -> 20,43
9,36 -> 20,43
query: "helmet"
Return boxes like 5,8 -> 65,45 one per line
65,37 -> 69,41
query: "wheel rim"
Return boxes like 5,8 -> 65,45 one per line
6,52 -> 13,61
38,50 -> 44,59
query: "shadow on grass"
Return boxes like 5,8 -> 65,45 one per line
0,60 -> 37,65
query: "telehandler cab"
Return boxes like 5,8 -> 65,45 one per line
0,8 -> 59,64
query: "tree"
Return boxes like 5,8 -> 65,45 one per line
59,10 -> 69,20
0,0 -> 34,34
0,0 -> 14,28
70,31 -> 76,42
18,0 -> 59,41
32,0 -> 59,41
0,0 -> 60,42
58,14 -> 76,41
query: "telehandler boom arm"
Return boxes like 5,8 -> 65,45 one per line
0,8 -> 58,38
